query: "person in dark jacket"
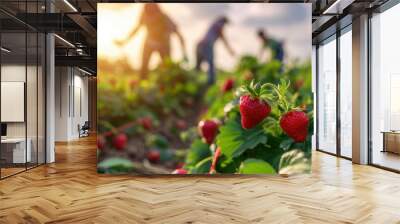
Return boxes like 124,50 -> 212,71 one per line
195,16 -> 235,85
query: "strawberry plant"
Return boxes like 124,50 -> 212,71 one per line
184,75 -> 312,174
98,55 -> 312,175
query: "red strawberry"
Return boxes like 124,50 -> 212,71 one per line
176,119 -> 187,130
198,119 -> 219,144
239,95 -> 271,129
138,117 -> 153,130
280,110 -> 309,142
172,168 -> 187,174
221,78 -> 234,93
175,162 -> 185,169
113,133 -> 127,150
97,136 -> 105,150
147,149 -> 160,163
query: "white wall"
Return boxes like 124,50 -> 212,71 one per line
1,65 -> 34,138
1,63 -> 46,164
55,67 -> 89,141
55,67 -> 69,141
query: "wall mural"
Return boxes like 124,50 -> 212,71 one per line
97,3 -> 313,175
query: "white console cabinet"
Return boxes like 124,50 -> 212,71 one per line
1,138 -> 32,163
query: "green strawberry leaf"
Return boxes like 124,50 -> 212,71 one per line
279,138 -> 294,151
160,149 -> 174,162
185,139 -> 211,167
217,119 -> 267,159
97,158 -> 135,174
240,143 -> 283,171
278,149 -> 311,175
145,134 -> 169,150
190,157 -> 212,174
239,159 -> 276,174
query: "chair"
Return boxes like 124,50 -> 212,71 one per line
79,121 -> 90,138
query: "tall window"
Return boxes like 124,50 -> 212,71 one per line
339,28 -> 352,158
0,2 -> 46,179
317,36 -> 337,154
371,3 -> 400,171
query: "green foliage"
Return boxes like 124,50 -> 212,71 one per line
97,158 -> 135,174
98,55 -> 313,175
185,140 -> 211,167
160,149 -> 174,162
190,157 -> 212,174
216,119 -> 267,159
146,134 -> 169,150
239,159 -> 276,174
279,149 -> 311,175
186,56 -> 313,174
237,55 -> 259,73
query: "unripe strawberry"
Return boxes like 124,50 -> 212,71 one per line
198,119 -> 219,145
280,110 -> 309,142
239,95 -> 271,129
172,168 -> 187,174
113,133 -> 127,150
147,149 -> 160,163
221,78 -> 234,93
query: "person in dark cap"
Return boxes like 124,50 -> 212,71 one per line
257,29 -> 284,63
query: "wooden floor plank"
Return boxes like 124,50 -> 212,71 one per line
0,135 -> 399,223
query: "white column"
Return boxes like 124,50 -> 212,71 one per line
352,14 -> 369,164
46,33 -> 55,163
312,45 -> 317,150
45,1 -> 55,163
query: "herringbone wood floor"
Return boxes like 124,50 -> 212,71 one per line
1,136 -> 400,224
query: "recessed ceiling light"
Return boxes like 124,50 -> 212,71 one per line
323,0 -> 352,15
78,67 -> 93,76
54,34 -> 75,48
1,47 -> 11,53
63,0 -> 78,12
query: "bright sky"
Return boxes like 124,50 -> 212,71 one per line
98,3 -> 311,70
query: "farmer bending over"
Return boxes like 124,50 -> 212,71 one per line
257,29 -> 284,63
116,4 -> 187,78
195,16 -> 235,85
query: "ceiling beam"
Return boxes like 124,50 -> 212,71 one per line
67,13 -> 97,39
